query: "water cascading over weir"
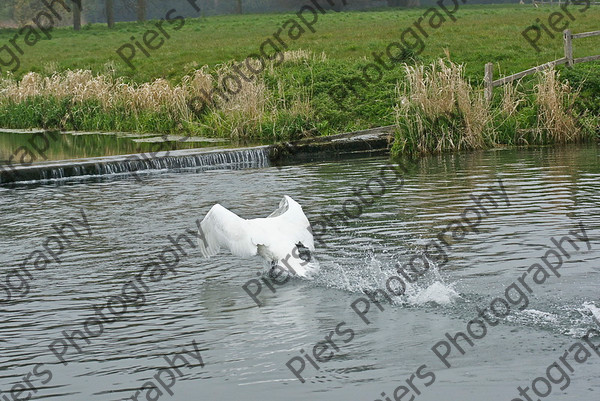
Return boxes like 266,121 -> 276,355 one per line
0,147 -> 271,185
0,126 -> 393,186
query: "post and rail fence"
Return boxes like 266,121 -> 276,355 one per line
484,29 -> 600,102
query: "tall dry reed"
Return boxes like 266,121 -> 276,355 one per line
394,59 -> 494,154
0,58 -> 314,138
200,62 -> 313,139
534,69 -> 580,143
393,59 -> 586,155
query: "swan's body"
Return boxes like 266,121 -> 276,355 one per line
198,196 -> 319,277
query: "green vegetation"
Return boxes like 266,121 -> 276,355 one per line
392,60 -> 596,156
1,5 -> 599,82
0,5 -> 598,149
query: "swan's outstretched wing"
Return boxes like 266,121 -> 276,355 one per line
265,196 -> 314,249
267,195 -> 314,242
251,196 -> 319,277
267,195 -> 290,218
235,196 -> 314,261
198,204 -> 258,258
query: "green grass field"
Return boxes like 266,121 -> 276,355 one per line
1,4 -> 598,81
0,4 -> 598,147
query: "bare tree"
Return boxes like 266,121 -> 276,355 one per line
73,0 -> 81,30
106,0 -> 114,28
236,0 -> 242,14
137,0 -> 146,22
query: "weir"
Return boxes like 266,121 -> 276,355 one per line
0,126 -> 393,186
0,146 -> 271,186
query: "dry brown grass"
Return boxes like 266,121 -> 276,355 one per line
534,69 -> 580,143
393,59 -> 586,155
264,50 -> 327,76
282,50 -> 327,64
0,61 -> 313,138
204,64 -> 270,137
500,81 -> 524,117
395,59 -> 494,153
199,63 -> 313,139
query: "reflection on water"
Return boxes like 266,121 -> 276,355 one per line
0,144 -> 599,401
0,131 -> 233,164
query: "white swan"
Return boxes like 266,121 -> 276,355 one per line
198,195 -> 319,278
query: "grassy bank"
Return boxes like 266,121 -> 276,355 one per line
392,60 -> 597,156
0,5 -> 598,147
1,5 -> 599,82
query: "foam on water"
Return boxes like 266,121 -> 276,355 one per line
405,281 -> 460,306
304,251 -> 596,338
309,251 -> 460,307
507,309 -> 560,327
564,302 -> 600,337
583,301 -> 600,321
503,302 -> 600,338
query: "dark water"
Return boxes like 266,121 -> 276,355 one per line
0,131 -> 231,165
0,144 -> 599,401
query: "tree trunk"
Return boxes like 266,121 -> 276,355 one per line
106,0 -> 114,28
137,0 -> 146,22
73,0 -> 81,31
236,0 -> 242,14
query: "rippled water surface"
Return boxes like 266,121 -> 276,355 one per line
1,145 -> 599,401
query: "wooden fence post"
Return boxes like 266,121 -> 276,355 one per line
484,63 -> 494,102
72,0 -> 81,31
106,0 -> 115,29
564,29 -> 574,68
137,0 -> 147,22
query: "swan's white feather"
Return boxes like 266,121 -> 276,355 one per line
198,196 -> 318,277
198,204 -> 257,258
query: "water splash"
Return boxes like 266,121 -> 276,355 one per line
583,301 -> 600,321
406,281 -> 460,306
310,251 -> 460,307
504,302 -> 600,338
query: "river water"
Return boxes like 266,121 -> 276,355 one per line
0,144 -> 599,401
